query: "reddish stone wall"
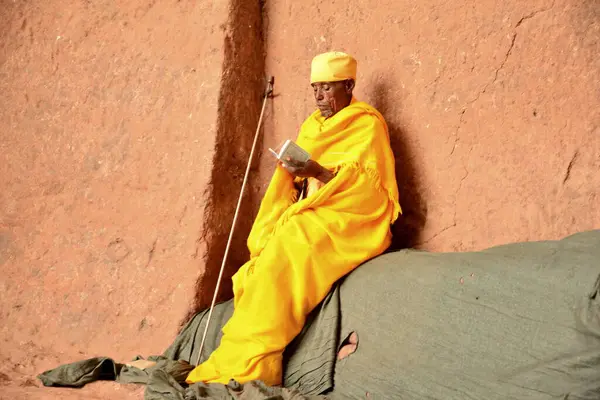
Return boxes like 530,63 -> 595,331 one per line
261,0 -> 600,251
0,1 -> 238,398
188,0 -> 266,320
0,0 -> 599,398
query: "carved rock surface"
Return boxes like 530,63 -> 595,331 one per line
0,2 -> 230,398
261,0 -> 600,251
1,0 -> 599,399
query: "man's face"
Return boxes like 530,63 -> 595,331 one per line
312,80 -> 355,118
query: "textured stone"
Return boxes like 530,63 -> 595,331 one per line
261,0 -> 600,251
1,0 -> 599,398
0,1 -> 231,398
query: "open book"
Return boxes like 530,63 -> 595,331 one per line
268,140 -> 311,164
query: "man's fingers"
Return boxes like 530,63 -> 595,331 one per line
284,158 -> 298,167
279,162 -> 296,173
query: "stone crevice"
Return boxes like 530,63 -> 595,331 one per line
421,166 -> 469,246
515,0 -> 557,29
427,64 -> 446,104
467,0 -> 558,107
489,0 -> 557,91
450,1 -> 559,167
449,108 -> 466,156
417,222 -> 456,246
563,150 -> 580,185
491,33 -> 517,86
145,238 -> 158,269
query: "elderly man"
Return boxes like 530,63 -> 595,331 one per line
186,51 -> 401,386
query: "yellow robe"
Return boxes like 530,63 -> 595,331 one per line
186,98 -> 401,386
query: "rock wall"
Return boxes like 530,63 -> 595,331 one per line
0,0 -> 264,398
0,0 -> 599,398
188,0 -> 266,320
261,0 -> 600,251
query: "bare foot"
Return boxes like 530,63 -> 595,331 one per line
337,331 -> 358,360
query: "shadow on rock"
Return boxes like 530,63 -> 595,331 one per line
369,82 -> 427,250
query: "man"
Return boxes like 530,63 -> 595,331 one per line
186,51 -> 401,386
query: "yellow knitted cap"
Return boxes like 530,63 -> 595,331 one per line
310,51 -> 357,84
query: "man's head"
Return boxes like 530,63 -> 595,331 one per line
310,52 -> 357,118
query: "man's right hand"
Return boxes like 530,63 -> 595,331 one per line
280,158 -> 334,184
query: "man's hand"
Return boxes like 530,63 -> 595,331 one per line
280,158 -> 334,184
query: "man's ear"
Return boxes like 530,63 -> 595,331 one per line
345,79 -> 355,93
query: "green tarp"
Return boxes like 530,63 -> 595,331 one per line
39,285 -> 341,399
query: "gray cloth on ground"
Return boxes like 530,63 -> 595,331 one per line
38,284 -> 340,399
38,230 -> 600,399
37,356 -> 195,388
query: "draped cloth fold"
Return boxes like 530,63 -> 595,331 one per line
186,99 -> 401,386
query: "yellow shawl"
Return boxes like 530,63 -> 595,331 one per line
248,98 -> 401,258
186,99 -> 401,386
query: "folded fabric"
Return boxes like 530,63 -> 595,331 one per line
37,284 -> 342,398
